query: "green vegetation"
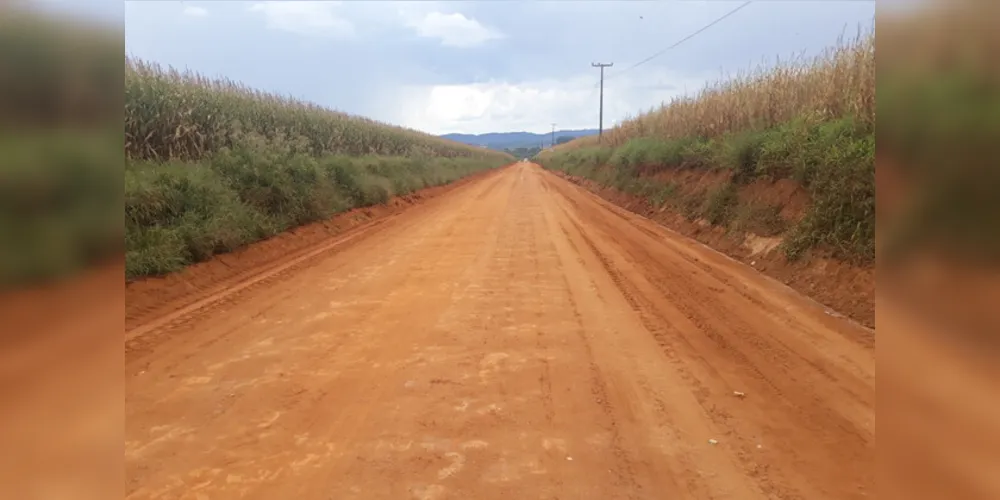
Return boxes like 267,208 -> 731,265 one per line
504,145 -> 543,159
548,2 -> 1000,268
542,116 -> 874,263
539,30 -> 875,264
124,60 -> 510,280
126,135 -> 503,279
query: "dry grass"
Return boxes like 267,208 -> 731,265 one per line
126,58 -> 509,163
560,28 -> 874,151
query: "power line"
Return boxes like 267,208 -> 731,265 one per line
591,62 -> 613,141
597,1 -> 754,87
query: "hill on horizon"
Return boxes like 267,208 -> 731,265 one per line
440,129 -> 598,151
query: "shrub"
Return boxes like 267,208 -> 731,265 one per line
125,132 -> 508,280
703,181 -> 739,226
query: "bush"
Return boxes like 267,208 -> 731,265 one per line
703,181 -> 739,226
540,115 -> 875,263
610,138 -> 674,170
716,129 -> 767,183
648,183 -> 680,207
784,135 -> 874,263
731,203 -> 787,237
125,136 -> 507,281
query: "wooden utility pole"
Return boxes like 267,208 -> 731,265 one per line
591,62 -> 613,141
551,123 -> 556,149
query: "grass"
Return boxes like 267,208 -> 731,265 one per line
541,117 -> 874,263
126,133 -> 507,280
702,181 -> 739,227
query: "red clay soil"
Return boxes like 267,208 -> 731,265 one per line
646,168 -> 809,222
556,173 -> 874,329
649,168 -> 728,197
740,177 -> 810,222
126,164 -> 873,499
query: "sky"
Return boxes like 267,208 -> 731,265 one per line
53,0 -> 875,135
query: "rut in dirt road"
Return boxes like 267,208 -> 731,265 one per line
126,163 -> 874,500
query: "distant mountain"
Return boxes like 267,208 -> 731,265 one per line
440,129 -> 598,151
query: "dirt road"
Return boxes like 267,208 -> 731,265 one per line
126,163 -> 874,500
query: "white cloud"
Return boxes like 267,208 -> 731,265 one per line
182,5 -> 209,18
403,11 -> 503,48
391,70 -> 711,135
249,1 -> 355,39
125,0 -> 875,135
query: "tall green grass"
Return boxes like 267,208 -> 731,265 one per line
126,133 -> 505,280
540,117 -> 874,263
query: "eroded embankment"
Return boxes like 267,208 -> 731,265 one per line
553,169 -> 874,328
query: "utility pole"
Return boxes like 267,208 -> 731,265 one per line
591,62 -> 613,141
551,123 -> 556,149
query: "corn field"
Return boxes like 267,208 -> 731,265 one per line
561,28 -> 875,151
125,57 -> 510,162
123,56 -> 514,280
